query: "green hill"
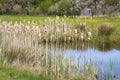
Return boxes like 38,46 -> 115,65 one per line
0,0 -> 120,15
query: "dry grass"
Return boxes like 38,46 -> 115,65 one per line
0,20 -> 96,80
97,24 -> 115,36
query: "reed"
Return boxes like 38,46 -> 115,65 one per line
0,21 -> 96,80
0,16 -> 119,80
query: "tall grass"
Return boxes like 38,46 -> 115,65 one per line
0,20 -> 96,80
97,24 -> 115,36
0,16 -> 119,80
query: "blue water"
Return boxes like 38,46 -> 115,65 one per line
61,48 -> 120,80
47,43 -> 120,80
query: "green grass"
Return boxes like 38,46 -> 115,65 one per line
0,15 -> 120,31
0,62 -> 51,80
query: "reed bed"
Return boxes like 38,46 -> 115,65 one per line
0,20 -> 96,80
0,16 -> 119,80
0,16 -> 92,43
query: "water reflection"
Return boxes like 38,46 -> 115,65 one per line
96,42 -> 113,52
42,41 -> 120,79
43,41 -> 120,53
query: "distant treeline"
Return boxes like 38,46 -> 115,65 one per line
0,0 -> 120,15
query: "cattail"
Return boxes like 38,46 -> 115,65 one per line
80,33 -> 84,41
88,31 -> 92,40
74,29 -> 77,34
43,25 -> 49,34
88,31 -> 91,37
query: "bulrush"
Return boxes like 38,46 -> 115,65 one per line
74,29 -> 77,34
80,33 -> 84,42
88,31 -> 92,40
0,20 -> 97,80
88,31 -> 91,37
43,25 -> 49,34
0,20 -> 92,43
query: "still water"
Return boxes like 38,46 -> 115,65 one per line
44,42 -> 120,80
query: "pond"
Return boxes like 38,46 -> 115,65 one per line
44,42 -> 120,80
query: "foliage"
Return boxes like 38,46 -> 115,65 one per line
97,24 -> 115,36
0,0 -> 120,15
57,0 -> 70,15
0,0 -> 5,4
105,0 -> 119,5
39,0 -> 54,14
29,0 -> 45,5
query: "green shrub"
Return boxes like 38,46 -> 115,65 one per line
97,24 -> 115,36
105,0 -> 119,5
57,0 -> 70,15
0,0 -> 5,4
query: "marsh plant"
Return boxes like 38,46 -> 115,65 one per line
0,20 -> 96,80
97,24 -> 115,36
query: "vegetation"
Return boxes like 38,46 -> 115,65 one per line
105,0 -> 119,5
0,16 -> 97,80
0,62 -> 51,80
0,15 -> 120,80
97,24 -> 115,36
0,20 -> 96,80
0,0 -> 5,4
0,0 -> 120,15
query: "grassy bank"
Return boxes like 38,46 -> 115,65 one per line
0,15 -> 120,80
0,15 -> 120,43
0,15 -> 120,30
0,19 -> 96,80
0,62 -> 51,80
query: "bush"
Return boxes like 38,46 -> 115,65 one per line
0,0 -> 5,4
97,24 -> 115,36
57,0 -> 70,15
105,0 -> 119,5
